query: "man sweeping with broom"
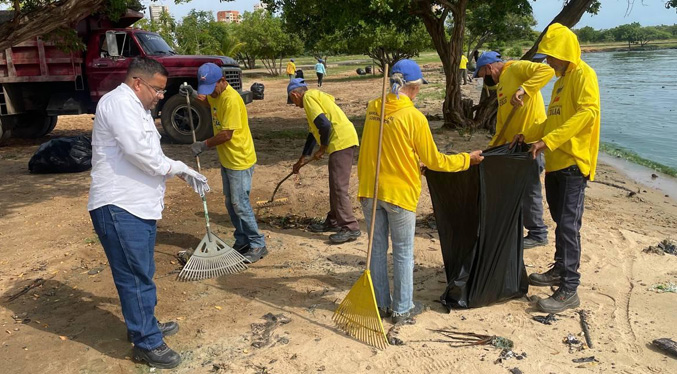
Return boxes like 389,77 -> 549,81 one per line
357,59 -> 484,323
287,78 -> 361,244
88,57 -> 209,369
190,62 -> 268,263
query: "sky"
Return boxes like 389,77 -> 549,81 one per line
147,0 -> 676,29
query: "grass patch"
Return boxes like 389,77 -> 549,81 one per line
600,142 -> 677,177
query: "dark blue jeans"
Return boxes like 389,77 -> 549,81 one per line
523,153 -> 548,241
545,165 -> 587,292
90,205 -> 163,350
221,166 -> 266,249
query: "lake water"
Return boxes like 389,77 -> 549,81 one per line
540,49 -> 677,169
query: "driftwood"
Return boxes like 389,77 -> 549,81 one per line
652,338 -> 677,358
578,310 -> 594,348
7,278 -> 46,302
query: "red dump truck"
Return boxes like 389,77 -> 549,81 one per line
0,9 -> 253,144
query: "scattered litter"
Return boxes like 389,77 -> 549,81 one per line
572,356 -> 598,363
87,267 -> 103,275
643,239 -> 676,256
533,313 -> 558,325
259,214 -> 323,230
563,333 -> 586,352
250,313 -> 291,348
509,368 -> 523,374
424,329 -> 514,349
648,282 -> 677,293
652,338 -> 677,358
495,349 -> 527,364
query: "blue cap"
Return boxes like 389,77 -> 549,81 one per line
532,53 -> 547,61
473,51 -> 502,78
197,63 -> 223,95
391,59 -> 428,84
317,59 -> 324,63
291,58 -> 295,62
287,78 -> 307,95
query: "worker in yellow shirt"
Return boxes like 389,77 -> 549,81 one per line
287,78 -> 361,244
459,54 -> 470,85
286,59 -> 296,81
475,51 -> 555,249
191,63 -> 268,263
358,59 -> 483,323
512,23 -> 600,313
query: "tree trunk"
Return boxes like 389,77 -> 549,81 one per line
0,0 -> 107,51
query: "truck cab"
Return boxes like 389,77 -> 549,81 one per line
0,9 -> 253,144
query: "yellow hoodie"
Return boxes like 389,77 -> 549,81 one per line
523,23 -> 601,180
286,61 -> 296,75
357,93 -> 470,212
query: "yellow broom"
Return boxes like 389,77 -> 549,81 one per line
332,64 -> 390,349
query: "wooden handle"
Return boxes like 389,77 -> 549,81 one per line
365,64 -> 389,271
494,104 -> 519,147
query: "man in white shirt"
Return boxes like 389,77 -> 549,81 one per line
88,57 -> 208,369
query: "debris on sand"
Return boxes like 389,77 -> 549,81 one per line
250,313 -> 291,348
425,329 -> 514,350
533,313 -> 558,325
648,282 -> 677,293
494,349 -> 527,364
259,214 -> 323,230
643,239 -> 676,256
563,333 -> 587,352
387,318 -> 416,345
652,338 -> 677,358
572,356 -> 598,363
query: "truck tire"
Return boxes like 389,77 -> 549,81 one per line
11,113 -> 57,138
160,94 -> 212,144
0,124 -> 10,144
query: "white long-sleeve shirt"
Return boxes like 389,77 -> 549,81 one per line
87,83 -> 175,220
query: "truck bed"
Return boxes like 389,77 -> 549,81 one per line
0,38 -> 82,83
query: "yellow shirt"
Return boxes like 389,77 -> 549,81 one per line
459,55 -> 468,69
303,89 -> 359,154
286,61 -> 296,75
523,23 -> 601,180
358,94 -> 470,212
207,85 -> 257,170
489,60 -> 554,146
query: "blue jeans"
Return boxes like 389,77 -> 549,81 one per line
361,198 -> 417,315
89,205 -> 163,350
221,166 -> 266,249
523,153 -> 548,241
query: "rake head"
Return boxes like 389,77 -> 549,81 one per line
177,231 -> 248,281
255,197 -> 289,208
332,270 -> 389,349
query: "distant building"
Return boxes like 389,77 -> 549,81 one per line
217,10 -> 241,24
149,5 -> 170,22
253,3 -> 268,11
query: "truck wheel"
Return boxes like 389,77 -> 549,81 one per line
0,124 -> 10,144
160,94 -> 212,144
12,113 -> 57,138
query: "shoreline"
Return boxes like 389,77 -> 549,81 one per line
599,152 -> 677,201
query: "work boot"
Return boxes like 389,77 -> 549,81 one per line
132,342 -> 182,369
243,246 -> 268,264
524,236 -> 549,249
234,243 -> 250,255
537,287 -> 580,313
378,306 -> 392,319
329,229 -> 361,244
309,222 -> 340,233
391,301 -> 426,324
529,264 -> 562,287
127,321 -> 180,342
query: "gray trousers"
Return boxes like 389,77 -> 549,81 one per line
523,153 -> 548,241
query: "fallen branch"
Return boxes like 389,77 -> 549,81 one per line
7,278 -> 46,302
578,310 -> 593,348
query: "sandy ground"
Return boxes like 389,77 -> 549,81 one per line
1,67 -> 676,374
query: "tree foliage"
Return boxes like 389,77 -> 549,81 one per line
575,23 -> 674,48
464,3 -> 536,59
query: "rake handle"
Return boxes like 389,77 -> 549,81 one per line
365,64 -> 389,271
268,158 -> 313,202
183,83 -> 212,242
494,104 -> 519,146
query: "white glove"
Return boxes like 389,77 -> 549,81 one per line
169,160 -> 210,196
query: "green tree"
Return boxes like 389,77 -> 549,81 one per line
347,21 -> 431,69
464,3 -> 536,60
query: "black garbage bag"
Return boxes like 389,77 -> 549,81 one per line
251,82 -> 265,100
295,69 -> 304,79
426,144 -> 532,309
365,65 -> 372,74
28,136 -> 92,174
356,68 -> 366,75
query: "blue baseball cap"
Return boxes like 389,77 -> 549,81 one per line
197,63 -> 223,95
391,59 -> 428,84
532,53 -> 547,61
290,58 -> 295,62
473,51 -> 502,78
287,78 -> 307,95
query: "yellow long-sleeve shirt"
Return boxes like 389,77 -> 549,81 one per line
358,93 -> 470,212
286,61 -> 296,75
489,60 -> 554,147
523,23 -> 601,180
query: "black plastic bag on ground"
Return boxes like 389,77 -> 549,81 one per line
356,68 -> 366,75
426,144 -> 532,309
28,136 -> 92,174
251,83 -> 265,100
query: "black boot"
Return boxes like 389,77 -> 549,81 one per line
329,229 -> 361,244
529,264 -> 562,286
243,246 -> 268,263
128,321 -> 179,342
132,342 -> 182,369
537,287 -> 580,313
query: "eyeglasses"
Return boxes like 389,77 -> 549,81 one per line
133,76 -> 167,97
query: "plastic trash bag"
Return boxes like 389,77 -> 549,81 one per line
251,83 -> 265,100
28,136 -> 92,174
425,144 -> 532,309
356,68 -> 366,75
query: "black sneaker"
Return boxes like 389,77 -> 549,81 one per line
309,223 -> 340,233
391,302 -> 426,324
529,264 -> 562,287
127,321 -> 179,342
243,246 -> 268,264
132,342 -> 182,369
537,287 -> 580,313
329,229 -> 361,244
378,306 -> 392,319
524,236 -> 549,249
234,244 -> 250,255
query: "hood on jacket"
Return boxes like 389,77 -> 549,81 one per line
373,93 -> 416,117
537,23 -> 581,70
